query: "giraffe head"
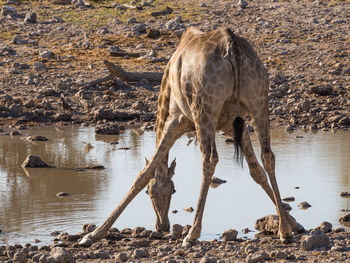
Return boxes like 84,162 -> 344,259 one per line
146,158 -> 176,233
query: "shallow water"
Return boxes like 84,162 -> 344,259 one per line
0,126 -> 349,245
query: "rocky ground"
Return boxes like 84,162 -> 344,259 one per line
0,0 -> 349,132
1,220 -> 350,262
1,0 -> 350,262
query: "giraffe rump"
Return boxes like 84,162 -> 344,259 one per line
233,116 -> 244,167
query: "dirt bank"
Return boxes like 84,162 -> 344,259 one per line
0,0 -> 349,132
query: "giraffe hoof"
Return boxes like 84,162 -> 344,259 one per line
182,235 -> 197,247
281,235 -> 294,244
79,233 -> 95,247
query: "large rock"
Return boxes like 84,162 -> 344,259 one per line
255,214 -> 304,235
22,155 -> 48,168
300,230 -> 330,251
254,214 -> 279,235
222,229 -> 238,241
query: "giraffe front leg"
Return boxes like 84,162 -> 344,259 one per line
79,115 -> 188,246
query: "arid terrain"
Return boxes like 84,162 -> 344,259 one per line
1,0 -> 350,262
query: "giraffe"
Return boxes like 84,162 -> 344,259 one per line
79,27 -> 301,246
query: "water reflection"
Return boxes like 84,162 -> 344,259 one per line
0,127 -> 349,245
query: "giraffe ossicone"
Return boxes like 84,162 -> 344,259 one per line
79,27 -> 301,247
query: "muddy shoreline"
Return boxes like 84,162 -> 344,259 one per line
0,0 -> 349,133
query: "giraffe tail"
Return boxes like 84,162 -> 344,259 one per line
233,116 -> 244,167
225,28 -> 245,167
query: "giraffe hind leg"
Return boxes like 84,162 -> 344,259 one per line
183,120 -> 219,246
252,118 -> 293,242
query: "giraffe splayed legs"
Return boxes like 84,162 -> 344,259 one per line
79,27 -> 300,246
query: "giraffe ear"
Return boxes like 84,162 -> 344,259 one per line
168,158 -> 176,178
145,157 -> 149,165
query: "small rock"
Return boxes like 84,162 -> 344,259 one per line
56,192 -> 70,197
183,206 -> 194,213
300,100 -> 311,112
10,130 -> 21,136
22,155 -> 48,168
132,248 -> 148,259
211,176 -> 227,187
13,251 -> 27,263
132,226 -> 145,237
1,5 -> 17,17
246,252 -> 269,263
55,112 -> 72,121
172,210 -> 178,214
200,255 -> 217,263
49,247 -> 74,263
298,201 -> 311,209
40,50 -> 54,59
237,0 -> 248,9
151,6 -> 173,17
25,135 -> 49,141
13,35 -> 28,44
310,86 -> 333,96
53,0 -> 71,4
33,62 -> 46,70
116,252 -> 128,262
339,213 -> 350,226
133,23 -> 147,34
93,108 -> 115,121
340,192 -> 350,198
165,16 -> 183,31
149,231 -> 162,239
222,229 -> 238,241
269,250 -> 287,259
146,28 -> 160,39
318,221 -> 332,233
127,17 -> 137,24
300,232 -> 330,251
242,228 -> 251,234
24,11 -> 37,23
95,124 -> 120,135
172,224 -> 183,237
82,224 -> 96,232
282,196 -> 295,202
